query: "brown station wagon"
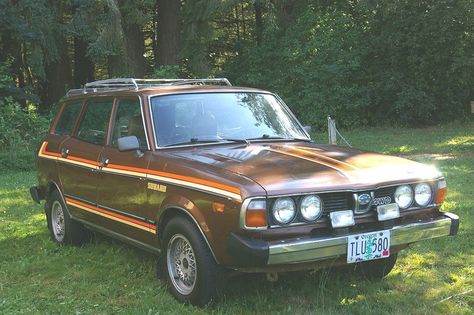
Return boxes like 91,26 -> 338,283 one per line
30,78 -> 459,306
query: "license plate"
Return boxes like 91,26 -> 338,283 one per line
347,230 -> 390,263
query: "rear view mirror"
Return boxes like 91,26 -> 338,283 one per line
118,136 -> 140,152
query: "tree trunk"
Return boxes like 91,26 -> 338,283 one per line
254,1 -> 263,44
156,0 -> 181,66
16,47 -> 26,109
152,3 -> 159,68
107,54 -> 125,78
234,6 -> 240,41
124,23 -> 147,77
73,37 -> 94,87
40,47 -> 73,113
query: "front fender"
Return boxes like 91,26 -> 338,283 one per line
156,193 -> 242,265
157,194 -> 219,262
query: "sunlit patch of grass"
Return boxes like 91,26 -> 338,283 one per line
394,145 -> 415,154
436,135 -> 474,153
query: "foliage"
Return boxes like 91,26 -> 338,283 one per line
0,96 -> 49,170
0,64 -> 48,170
0,96 -> 47,151
150,65 -> 180,79
224,1 -> 474,128
0,0 -> 473,129
0,122 -> 472,313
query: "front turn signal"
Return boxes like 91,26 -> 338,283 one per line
245,209 -> 268,227
435,180 -> 447,204
244,199 -> 267,228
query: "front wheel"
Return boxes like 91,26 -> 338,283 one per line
162,216 -> 222,306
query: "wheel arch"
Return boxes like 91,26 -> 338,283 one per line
46,180 -> 72,217
158,206 -> 219,264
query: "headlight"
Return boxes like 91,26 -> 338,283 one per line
300,195 -> 323,221
272,197 -> 296,224
394,185 -> 414,209
415,183 -> 432,206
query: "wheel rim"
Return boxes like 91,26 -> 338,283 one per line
167,234 -> 197,295
51,200 -> 65,242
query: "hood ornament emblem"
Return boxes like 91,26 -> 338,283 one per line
358,193 -> 372,205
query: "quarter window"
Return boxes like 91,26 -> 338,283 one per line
111,99 -> 147,150
54,101 -> 83,135
76,99 -> 113,145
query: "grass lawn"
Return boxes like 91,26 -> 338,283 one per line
0,121 -> 473,314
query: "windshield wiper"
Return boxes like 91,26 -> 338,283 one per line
164,138 -> 221,147
247,134 -> 312,142
164,137 -> 250,147
220,138 -> 250,144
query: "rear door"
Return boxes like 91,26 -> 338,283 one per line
58,98 -> 114,222
37,100 -> 83,185
96,97 -> 155,245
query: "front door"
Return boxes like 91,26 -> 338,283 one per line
96,97 -> 155,245
59,98 -> 113,222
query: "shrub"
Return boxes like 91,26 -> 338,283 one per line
0,97 -> 49,171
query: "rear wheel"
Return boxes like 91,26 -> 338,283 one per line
354,253 -> 398,279
162,216 -> 222,306
46,190 -> 90,245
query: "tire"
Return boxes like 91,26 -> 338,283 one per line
354,253 -> 398,280
156,253 -> 166,280
46,189 -> 90,245
162,216 -> 222,306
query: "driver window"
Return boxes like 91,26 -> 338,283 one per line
111,99 -> 148,150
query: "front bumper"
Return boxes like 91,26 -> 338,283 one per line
228,212 -> 459,266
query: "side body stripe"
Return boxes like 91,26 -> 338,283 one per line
65,197 -> 156,234
38,141 -> 242,201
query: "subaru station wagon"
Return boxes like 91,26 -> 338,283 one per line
30,78 -> 459,306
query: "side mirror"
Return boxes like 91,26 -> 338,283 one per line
118,136 -> 140,152
303,126 -> 312,134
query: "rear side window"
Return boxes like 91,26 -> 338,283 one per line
54,101 -> 83,135
76,99 -> 113,145
111,99 -> 148,150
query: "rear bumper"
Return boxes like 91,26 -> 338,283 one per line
228,212 -> 459,267
30,186 -> 44,204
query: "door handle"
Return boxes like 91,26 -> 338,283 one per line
60,148 -> 69,158
99,157 -> 109,168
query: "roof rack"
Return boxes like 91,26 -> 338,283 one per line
66,78 -> 232,96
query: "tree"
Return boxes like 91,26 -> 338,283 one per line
156,0 -> 181,67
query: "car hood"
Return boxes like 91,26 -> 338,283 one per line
168,142 -> 441,196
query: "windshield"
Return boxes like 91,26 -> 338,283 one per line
150,92 -> 309,147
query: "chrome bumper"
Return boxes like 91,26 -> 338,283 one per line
267,212 -> 459,265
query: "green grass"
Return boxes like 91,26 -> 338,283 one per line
1,121 -> 473,314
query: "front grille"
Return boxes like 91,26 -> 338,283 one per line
374,186 -> 395,199
319,186 -> 396,215
320,192 -> 353,213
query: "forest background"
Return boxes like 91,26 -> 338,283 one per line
0,0 -> 473,163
